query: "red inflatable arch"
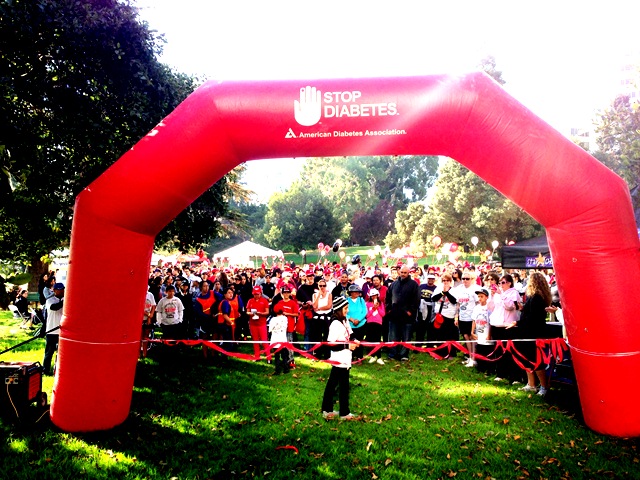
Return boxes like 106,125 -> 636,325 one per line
51,73 -> 640,436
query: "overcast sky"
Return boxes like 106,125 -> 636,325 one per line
135,0 -> 639,202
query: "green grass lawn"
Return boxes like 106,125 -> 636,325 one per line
1,310 -> 638,479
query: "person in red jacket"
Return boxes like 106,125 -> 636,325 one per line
273,285 -> 300,368
246,285 -> 271,362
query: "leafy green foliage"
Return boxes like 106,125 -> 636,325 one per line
262,183 -> 342,251
594,94 -> 640,205
387,161 -> 543,251
0,0 -> 232,262
350,200 -> 396,246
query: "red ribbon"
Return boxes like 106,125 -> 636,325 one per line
147,338 -> 569,372
275,445 -> 299,454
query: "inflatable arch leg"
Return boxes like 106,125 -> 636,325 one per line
51,73 -> 640,436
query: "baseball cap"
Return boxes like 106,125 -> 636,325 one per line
53,282 -> 65,290
281,285 -> 291,293
426,274 -> 437,279
475,288 -> 489,297
252,286 -> 262,295
368,288 -> 379,296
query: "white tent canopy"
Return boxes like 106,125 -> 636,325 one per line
212,241 -> 282,267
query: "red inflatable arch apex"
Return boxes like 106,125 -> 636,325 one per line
52,73 -> 640,436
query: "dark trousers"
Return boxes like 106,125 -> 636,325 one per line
218,323 -> 237,352
366,322 -> 383,356
388,321 -> 413,359
434,316 -> 459,358
415,320 -> 429,346
490,326 -> 518,379
352,325 -> 366,360
42,334 -> 59,375
160,322 -> 183,340
321,366 -> 350,416
274,349 -> 289,373
309,314 -> 330,359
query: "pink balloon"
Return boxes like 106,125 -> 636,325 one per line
450,243 -> 458,253
324,244 -> 331,253
317,242 -> 324,250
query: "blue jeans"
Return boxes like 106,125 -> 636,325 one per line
388,321 -> 413,359
42,334 -> 59,375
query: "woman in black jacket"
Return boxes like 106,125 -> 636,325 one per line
516,272 -> 553,396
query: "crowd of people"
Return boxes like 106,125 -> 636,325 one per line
143,258 -> 561,396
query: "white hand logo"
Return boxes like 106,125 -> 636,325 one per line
294,86 -> 322,126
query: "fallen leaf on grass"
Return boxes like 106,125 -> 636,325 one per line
503,418 -> 510,424
513,435 -> 521,441
385,458 -> 392,466
366,440 -> 374,452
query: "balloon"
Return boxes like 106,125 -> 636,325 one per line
484,250 -> 492,257
324,244 -> 331,253
450,243 -> 458,253
317,242 -> 324,250
339,251 -> 346,259
320,250 -> 326,257
416,251 -> 424,258
345,255 -> 351,263
436,253 -> 442,260
332,242 -> 339,252
471,236 -> 479,246
374,245 -> 381,254
351,254 -> 360,264
432,235 -> 442,248
491,240 -> 499,249
336,239 -> 343,246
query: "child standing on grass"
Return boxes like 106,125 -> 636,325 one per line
321,296 -> 359,420
269,306 -> 289,375
470,288 -> 491,370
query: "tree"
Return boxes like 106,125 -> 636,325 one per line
416,160 -> 543,250
384,202 -> 428,250
261,183 -> 342,251
297,155 -> 439,237
0,0 -> 234,266
350,200 -> 395,245
594,94 -> 640,205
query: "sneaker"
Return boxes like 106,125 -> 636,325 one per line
494,377 -> 504,382
368,356 -> 378,364
376,358 -> 385,365
512,380 -> 522,385
537,387 -> 548,397
340,413 -> 358,420
322,411 -> 338,419
465,360 -> 477,367
401,357 -> 409,362
520,385 -> 537,392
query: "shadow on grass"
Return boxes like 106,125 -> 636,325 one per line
1,343 -> 302,478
